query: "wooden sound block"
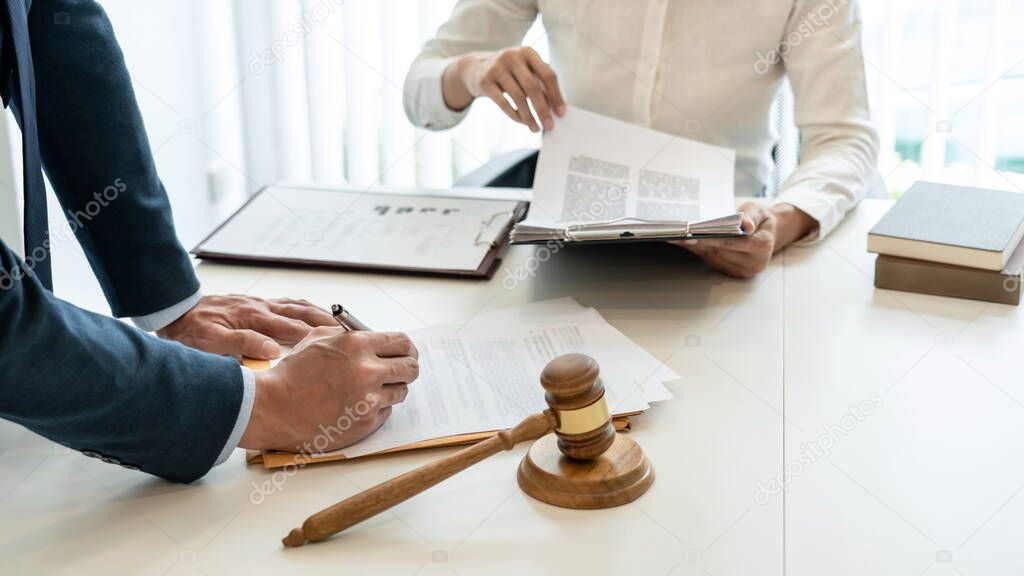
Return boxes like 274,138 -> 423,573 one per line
517,433 -> 654,509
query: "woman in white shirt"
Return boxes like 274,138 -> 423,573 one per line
403,0 -> 879,278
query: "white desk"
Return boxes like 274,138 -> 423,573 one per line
1,199 -> 1022,575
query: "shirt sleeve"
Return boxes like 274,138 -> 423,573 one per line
773,0 -> 880,244
213,365 -> 256,466
403,0 -> 540,130
131,289 -> 202,332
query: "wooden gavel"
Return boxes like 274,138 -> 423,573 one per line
283,353 -> 654,547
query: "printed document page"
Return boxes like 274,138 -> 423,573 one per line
526,107 -> 736,226
196,185 -> 521,272
327,299 -> 677,458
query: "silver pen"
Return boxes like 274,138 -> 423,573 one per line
331,304 -> 371,332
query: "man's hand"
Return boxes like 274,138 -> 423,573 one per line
239,328 -> 419,453
156,295 -> 337,359
443,46 -> 566,132
672,202 -> 816,279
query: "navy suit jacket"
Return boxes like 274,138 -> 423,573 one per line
0,0 -> 244,482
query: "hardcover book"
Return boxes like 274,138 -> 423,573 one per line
874,255 -> 1021,306
868,182 -> 1024,270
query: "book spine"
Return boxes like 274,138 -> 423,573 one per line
874,256 -> 1021,305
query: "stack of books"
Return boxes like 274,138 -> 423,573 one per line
868,181 -> 1024,306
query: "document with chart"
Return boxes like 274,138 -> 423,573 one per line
511,106 -> 743,244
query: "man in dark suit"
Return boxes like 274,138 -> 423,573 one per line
0,0 -> 419,483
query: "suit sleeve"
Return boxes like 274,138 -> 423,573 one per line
403,0 -> 539,130
12,0 -> 199,318
0,239 -> 243,483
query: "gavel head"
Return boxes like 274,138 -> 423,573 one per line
540,353 -> 616,460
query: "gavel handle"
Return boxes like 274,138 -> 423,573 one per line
283,410 -> 557,547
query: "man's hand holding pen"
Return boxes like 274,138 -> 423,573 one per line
239,328 -> 419,453
164,299 -> 420,454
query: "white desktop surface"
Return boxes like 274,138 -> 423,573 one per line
1,199 -> 1021,575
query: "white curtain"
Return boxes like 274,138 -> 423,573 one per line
230,0 -> 543,199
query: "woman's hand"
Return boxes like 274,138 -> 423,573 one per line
443,46 -> 566,132
672,202 -> 816,278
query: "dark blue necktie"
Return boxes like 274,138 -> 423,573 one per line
3,0 -> 51,289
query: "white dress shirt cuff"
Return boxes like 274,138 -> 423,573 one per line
773,187 -> 838,246
214,365 -> 256,466
406,56 -> 470,131
130,289 -> 202,332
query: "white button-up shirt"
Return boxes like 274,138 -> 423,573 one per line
404,0 -> 879,241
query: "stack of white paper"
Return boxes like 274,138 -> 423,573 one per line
332,298 -> 677,459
